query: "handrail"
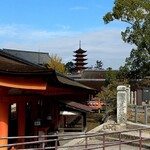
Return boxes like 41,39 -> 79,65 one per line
0,127 -> 150,149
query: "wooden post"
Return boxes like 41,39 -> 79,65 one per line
17,101 -> 26,148
0,102 -> 8,150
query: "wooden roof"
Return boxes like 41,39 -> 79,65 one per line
74,48 -> 87,53
81,70 -> 107,79
2,48 -> 50,66
0,49 -> 96,93
58,100 -> 92,112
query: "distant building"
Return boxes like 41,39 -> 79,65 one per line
68,70 -> 107,92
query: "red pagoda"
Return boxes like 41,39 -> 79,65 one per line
73,41 -> 88,73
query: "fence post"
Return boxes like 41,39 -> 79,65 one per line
119,132 -> 121,150
139,129 -> 142,150
144,106 -> 148,124
55,139 -> 57,150
131,91 -> 134,105
85,133 -> 87,148
103,134 -> 105,150
135,105 -> 138,123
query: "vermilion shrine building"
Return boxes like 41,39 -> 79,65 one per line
0,49 -> 97,149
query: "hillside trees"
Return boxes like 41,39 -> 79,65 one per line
103,0 -> 150,79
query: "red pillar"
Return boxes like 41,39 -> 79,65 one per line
0,102 -> 8,150
55,104 -> 59,129
17,101 -> 26,148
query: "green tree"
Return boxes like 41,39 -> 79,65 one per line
95,60 -> 103,69
97,67 -> 129,112
65,61 -> 75,74
103,0 -> 150,79
119,65 -> 130,80
98,67 -> 129,100
47,54 -> 66,75
105,67 -> 117,85
98,79 -> 129,112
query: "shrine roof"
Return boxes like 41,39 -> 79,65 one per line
0,49 -> 45,72
2,48 -> 50,66
0,50 -> 96,91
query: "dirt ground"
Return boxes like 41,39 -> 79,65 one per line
87,107 -> 150,130
86,112 -> 103,131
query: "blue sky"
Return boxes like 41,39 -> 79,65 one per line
0,0 -> 134,69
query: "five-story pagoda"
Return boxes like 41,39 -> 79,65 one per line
73,41 -> 88,73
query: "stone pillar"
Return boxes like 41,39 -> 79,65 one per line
131,91 -> 134,105
126,85 -> 131,105
117,86 -> 127,124
0,102 -> 8,150
134,91 -> 137,105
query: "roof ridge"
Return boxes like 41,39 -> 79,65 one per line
0,49 -> 44,68
2,48 -> 50,54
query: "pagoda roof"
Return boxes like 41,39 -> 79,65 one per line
74,48 -> 87,53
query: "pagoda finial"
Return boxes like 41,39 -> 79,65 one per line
79,40 -> 81,48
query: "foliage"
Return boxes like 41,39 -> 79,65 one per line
105,67 -> 117,84
138,78 -> 150,87
95,60 -> 103,69
65,61 -> 75,74
97,68 -> 129,111
134,78 -> 150,89
119,65 -> 130,79
103,0 -> 150,79
47,54 -> 66,75
97,79 -> 129,113
97,79 -> 129,101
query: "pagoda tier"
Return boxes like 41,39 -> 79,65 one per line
75,66 -> 87,70
74,62 -> 88,65
73,42 -> 88,72
73,58 -> 87,61
73,54 -> 87,57
73,48 -> 87,53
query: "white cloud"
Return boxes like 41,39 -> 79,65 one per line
0,24 -> 134,69
56,24 -> 71,30
0,25 -> 18,37
70,6 -> 88,10
0,24 -> 77,40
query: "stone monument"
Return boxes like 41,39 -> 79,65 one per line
117,85 -> 127,124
